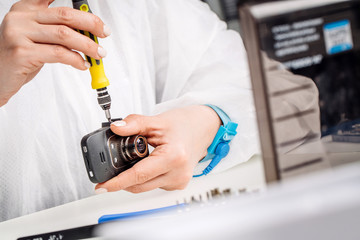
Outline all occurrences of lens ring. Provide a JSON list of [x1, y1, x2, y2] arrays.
[[124, 136, 132, 160], [135, 136, 148, 157]]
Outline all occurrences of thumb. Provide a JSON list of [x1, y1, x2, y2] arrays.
[[110, 114, 155, 137]]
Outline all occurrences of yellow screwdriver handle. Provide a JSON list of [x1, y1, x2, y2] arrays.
[[72, 0, 109, 90]]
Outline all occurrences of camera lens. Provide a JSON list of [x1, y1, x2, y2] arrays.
[[108, 134, 149, 170], [124, 135, 149, 160], [136, 137, 147, 154]]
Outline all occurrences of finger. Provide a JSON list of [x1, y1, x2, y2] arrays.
[[124, 175, 168, 194], [28, 24, 104, 59], [30, 0, 55, 7], [25, 0, 55, 5], [33, 43, 89, 70], [34, 7, 109, 38], [160, 173, 191, 191], [11, 0, 55, 11], [125, 168, 192, 193], [110, 114, 160, 137], [95, 154, 170, 192]]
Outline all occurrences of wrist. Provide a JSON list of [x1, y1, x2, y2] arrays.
[[167, 105, 221, 161], [193, 105, 238, 177], [189, 105, 222, 149]]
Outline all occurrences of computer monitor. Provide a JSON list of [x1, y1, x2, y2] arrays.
[[240, 0, 360, 182]]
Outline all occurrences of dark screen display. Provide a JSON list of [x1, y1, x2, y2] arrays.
[[258, 1, 360, 139]]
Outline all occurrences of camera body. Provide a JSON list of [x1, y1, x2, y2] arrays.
[[81, 120, 149, 183]]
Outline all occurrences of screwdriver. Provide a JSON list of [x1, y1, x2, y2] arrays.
[[72, 0, 112, 122]]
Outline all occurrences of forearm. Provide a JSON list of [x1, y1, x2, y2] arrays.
[[150, 0, 260, 172]]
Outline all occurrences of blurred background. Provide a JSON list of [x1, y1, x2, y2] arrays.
[[202, 0, 242, 32], [202, 0, 284, 33]]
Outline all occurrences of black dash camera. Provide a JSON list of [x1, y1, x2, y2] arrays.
[[81, 119, 149, 183]]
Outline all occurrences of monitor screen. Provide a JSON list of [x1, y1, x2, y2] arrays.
[[241, 0, 360, 181]]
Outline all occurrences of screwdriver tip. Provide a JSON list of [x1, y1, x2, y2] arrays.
[[105, 109, 111, 123]]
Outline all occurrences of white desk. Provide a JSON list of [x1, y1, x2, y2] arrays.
[[0, 155, 265, 239]]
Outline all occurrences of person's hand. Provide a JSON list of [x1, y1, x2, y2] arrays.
[[0, 0, 111, 106], [95, 105, 221, 193]]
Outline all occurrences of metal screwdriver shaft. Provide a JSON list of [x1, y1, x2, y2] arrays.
[[97, 88, 112, 122]]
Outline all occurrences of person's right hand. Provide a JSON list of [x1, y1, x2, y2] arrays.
[[0, 0, 111, 106]]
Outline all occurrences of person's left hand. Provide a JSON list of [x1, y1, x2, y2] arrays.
[[95, 105, 221, 193]]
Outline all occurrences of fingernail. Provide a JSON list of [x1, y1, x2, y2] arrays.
[[84, 61, 91, 69], [97, 46, 107, 58], [112, 120, 126, 127], [95, 188, 108, 195], [103, 25, 112, 37]]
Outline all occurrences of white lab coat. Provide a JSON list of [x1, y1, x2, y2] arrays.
[[0, 0, 259, 221]]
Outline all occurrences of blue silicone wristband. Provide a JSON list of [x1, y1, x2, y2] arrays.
[[193, 105, 238, 177]]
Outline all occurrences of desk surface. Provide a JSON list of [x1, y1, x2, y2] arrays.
[[0, 155, 265, 239]]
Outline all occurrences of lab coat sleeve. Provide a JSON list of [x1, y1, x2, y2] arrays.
[[148, 0, 260, 173]]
